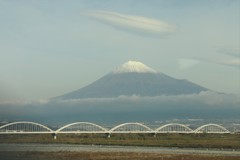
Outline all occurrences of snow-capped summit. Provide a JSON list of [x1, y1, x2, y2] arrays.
[[112, 61, 157, 74]]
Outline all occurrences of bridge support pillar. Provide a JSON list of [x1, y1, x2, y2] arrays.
[[106, 133, 111, 138], [52, 133, 57, 140], [153, 133, 157, 138]]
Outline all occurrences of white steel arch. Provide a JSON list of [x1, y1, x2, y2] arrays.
[[156, 123, 193, 133], [109, 123, 153, 133], [56, 122, 108, 133], [194, 124, 230, 133], [0, 121, 53, 133], [0, 121, 233, 135]]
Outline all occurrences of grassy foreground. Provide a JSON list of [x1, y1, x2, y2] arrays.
[[0, 151, 240, 160], [0, 133, 240, 149]]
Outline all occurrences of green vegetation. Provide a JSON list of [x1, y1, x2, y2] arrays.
[[0, 133, 240, 149]]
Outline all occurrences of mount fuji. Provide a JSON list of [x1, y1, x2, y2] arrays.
[[56, 61, 208, 100]]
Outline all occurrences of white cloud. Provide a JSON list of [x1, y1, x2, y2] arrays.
[[194, 57, 240, 68], [190, 45, 240, 68], [0, 99, 49, 105], [0, 92, 239, 122], [1, 91, 238, 107], [85, 10, 176, 37], [218, 59, 240, 67], [52, 91, 240, 108], [216, 46, 240, 67], [218, 46, 240, 58], [178, 58, 199, 70]]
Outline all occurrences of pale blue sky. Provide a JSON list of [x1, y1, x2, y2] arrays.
[[0, 0, 239, 101]]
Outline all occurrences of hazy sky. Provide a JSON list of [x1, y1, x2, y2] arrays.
[[0, 0, 239, 101]]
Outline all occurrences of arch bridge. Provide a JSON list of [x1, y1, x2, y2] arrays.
[[0, 121, 232, 135], [109, 122, 153, 134], [156, 123, 193, 133], [56, 122, 108, 134], [194, 124, 230, 134], [0, 121, 53, 134]]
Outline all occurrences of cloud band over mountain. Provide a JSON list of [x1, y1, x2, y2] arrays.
[[0, 92, 239, 124]]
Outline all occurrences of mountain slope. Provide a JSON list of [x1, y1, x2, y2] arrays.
[[55, 61, 208, 100]]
